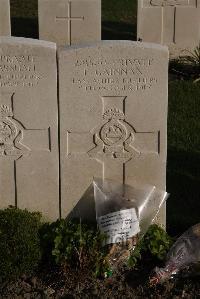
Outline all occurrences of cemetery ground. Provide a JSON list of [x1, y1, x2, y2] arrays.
[[0, 0, 199, 298]]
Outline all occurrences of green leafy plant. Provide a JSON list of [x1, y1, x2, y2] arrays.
[[40, 219, 109, 277], [128, 224, 173, 268], [40, 221, 173, 276], [0, 207, 42, 282], [39, 220, 61, 264], [142, 224, 173, 260], [127, 241, 143, 268]]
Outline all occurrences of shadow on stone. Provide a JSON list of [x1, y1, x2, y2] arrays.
[[66, 184, 96, 223]]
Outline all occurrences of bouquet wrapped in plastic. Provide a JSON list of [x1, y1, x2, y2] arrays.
[[93, 178, 169, 274], [150, 223, 200, 285]]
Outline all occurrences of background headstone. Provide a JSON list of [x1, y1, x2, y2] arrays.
[[137, 0, 200, 57], [0, 0, 11, 36], [0, 37, 59, 220], [58, 41, 168, 225], [38, 0, 101, 46]]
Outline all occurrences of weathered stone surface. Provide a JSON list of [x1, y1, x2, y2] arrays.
[[38, 0, 101, 46], [137, 0, 200, 57], [0, 37, 59, 220], [0, 0, 11, 36], [58, 41, 168, 225]]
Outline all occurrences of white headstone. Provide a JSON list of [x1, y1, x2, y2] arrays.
[[38, 0, 101, 46], [0, 37, 59, 220], [58, 41, 168, 225], [0, 0, 11, 36], [137, 0, 200, 56]]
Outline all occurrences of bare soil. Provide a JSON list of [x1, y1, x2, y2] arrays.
[[1, 259, 200, 299]]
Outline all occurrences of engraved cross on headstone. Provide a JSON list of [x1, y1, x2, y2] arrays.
[[66, 96, 160, 183], [149, 0, 196, 44], [0, 92, 51, 206], [55, 1, 84, 45]]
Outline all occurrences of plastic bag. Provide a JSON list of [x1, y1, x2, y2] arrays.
[[150, 223, 200, 285], [93, 178, 169, 274]]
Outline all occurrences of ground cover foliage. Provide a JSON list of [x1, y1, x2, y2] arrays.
[[0, 208, 175, 298], [3, 0, 200, 297], [0, 208, 42, 282], [1, 209, 200, 298], [0, 209, 172, 281]]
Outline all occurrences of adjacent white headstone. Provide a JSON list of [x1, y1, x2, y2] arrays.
[[38, 0, 101, 46], [0, 37, 59, 220], [0, 0, 11, 36], [58, 41, 168, 225], [137, 0, 200, 56]]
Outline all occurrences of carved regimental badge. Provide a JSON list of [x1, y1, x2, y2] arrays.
[[88, 108, 140, 163], [0, 104, 30, 158]]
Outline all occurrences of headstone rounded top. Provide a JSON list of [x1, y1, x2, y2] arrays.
[[0, 36, 56, 49], [59, 40, 169, 54]]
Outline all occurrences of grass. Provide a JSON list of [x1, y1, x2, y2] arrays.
[[168, 82, 200, 152], [102, 0, 137, 40], [167, 81, 200, 235], [9, 0, 200, 235]]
